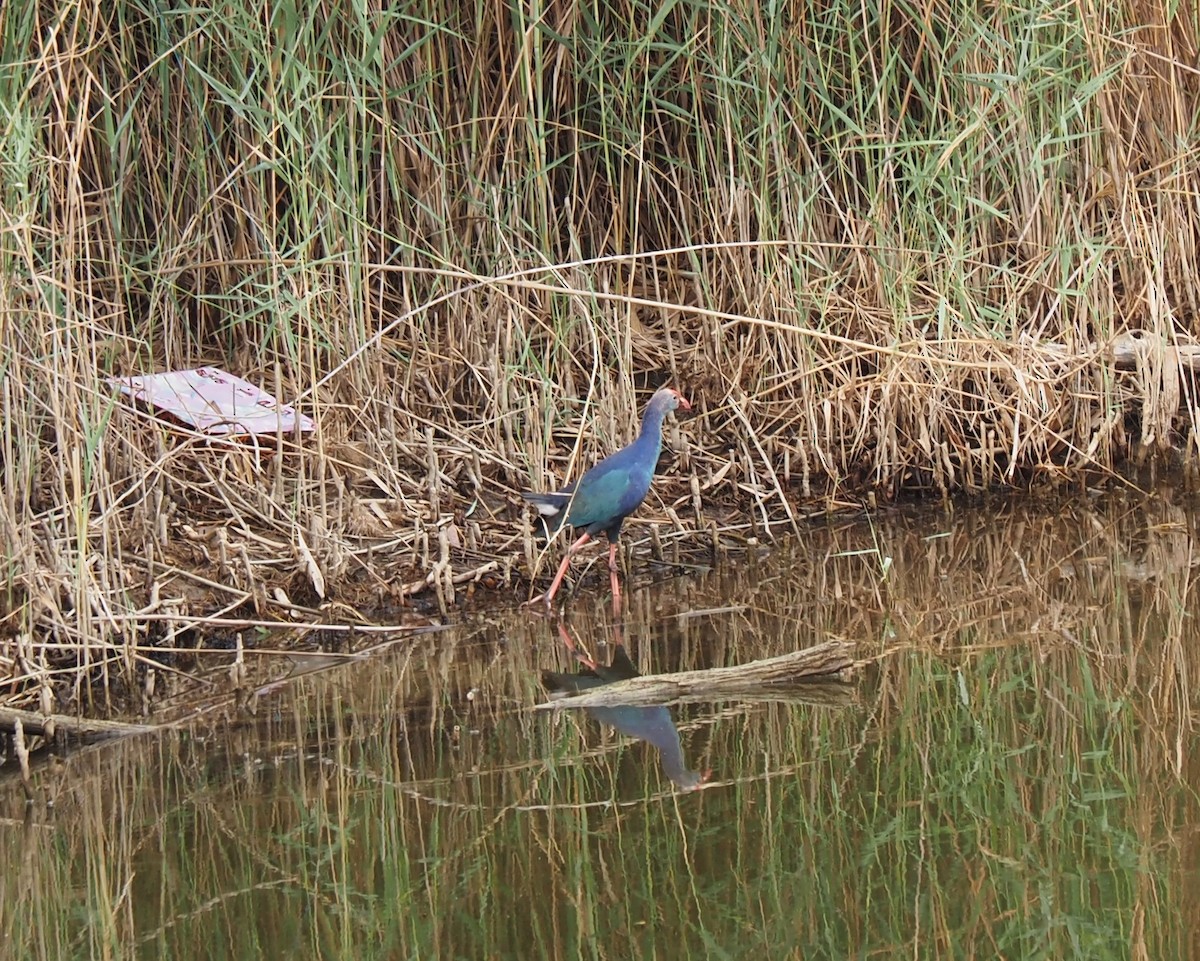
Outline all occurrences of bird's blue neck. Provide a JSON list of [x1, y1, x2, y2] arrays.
[[634, 402, 669, 457], [659, 744, 695, 785]]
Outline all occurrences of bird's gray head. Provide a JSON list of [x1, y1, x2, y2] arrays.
[[651, 386, 692, 414]]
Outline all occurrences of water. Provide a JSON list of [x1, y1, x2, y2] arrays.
[[3, 491, 1199, 959]]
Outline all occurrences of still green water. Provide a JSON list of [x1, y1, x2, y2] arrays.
[[3, 493, 1199, 959]]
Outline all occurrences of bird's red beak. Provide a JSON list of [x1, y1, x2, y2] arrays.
[[675, 392, 693, 411]]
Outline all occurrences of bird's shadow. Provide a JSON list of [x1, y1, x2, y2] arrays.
[[540, 619, 711, 791]]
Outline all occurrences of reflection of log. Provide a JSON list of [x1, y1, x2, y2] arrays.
[[731, 680, 860, 709], [533, 640, 855, 710], [0, 707, 155, 742]]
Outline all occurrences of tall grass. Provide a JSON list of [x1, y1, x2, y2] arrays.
[[1, 0, 1198, 700]]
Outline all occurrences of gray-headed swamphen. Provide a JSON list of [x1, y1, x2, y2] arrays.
[[522, 386, 691, 607]]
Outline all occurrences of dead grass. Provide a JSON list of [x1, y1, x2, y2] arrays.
[[1, 0, 1199, 715]]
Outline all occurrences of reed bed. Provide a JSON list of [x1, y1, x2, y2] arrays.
[[1, 0, 1199, 713]]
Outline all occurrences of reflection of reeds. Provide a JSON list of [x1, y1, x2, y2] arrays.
[[3, 492, 1200, 956], [3, 0, 1200, 712]]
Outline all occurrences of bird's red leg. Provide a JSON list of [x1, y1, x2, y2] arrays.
[[607, 541, 622, 614], [526, 532, 592, 607], [556, 621, 598, 670]]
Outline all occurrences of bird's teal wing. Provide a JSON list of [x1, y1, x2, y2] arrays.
[[565, 454, 653, 528]]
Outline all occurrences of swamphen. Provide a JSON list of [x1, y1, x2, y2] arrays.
[[523, 386, 691, 607]]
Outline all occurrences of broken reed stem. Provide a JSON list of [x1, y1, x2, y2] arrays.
[[13, 719, 32, 802], [426, 427, 440, 519]]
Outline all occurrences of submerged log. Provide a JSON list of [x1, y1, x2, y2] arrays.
[[0, 707, 156, 743], [533, 639, 855, 710]]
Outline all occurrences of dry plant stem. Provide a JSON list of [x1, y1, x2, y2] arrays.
[[12, 720, 32, 802], [606, 542, 622, 609]]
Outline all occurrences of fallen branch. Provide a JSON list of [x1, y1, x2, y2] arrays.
[[533, 640, 855, 710], [0, 708, 156, 742], [1109, 331, 1200, 370], [400, 559, 502, 596]]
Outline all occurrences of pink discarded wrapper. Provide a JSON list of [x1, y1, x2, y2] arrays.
[[110, 367, 315, 437]]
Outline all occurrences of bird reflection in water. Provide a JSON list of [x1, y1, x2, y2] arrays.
[[542, 621, 711, 791]]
